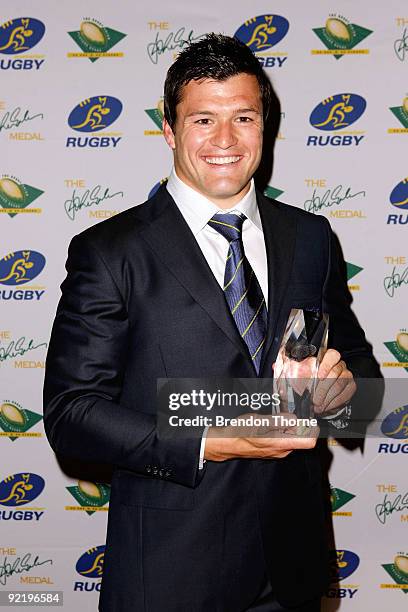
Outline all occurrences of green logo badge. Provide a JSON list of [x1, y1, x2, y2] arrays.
[[389, 96, 408, 132], [65, 480, 110, 515], [382, 554, 408, 593], [68, 19, 126, 62], [331, 486, 355, 515], [264, 186, 284, 200], [0, 176, 43, 218], [145, 100, 164, 135], [0, 400, 42, 441], [346, 262, 363, 281], [312, 15, 372, 59], [384, 332, 408, 373]]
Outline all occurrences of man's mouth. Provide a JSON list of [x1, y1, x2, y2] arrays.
[[203, 156, 242, 165]]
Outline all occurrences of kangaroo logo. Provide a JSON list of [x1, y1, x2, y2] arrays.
[[0, 472, 45, 506], [234, 14, 289, 52], [310, 93, 366, 131], [0, 18, 45, 54], [76, 545, 105, 578], [381, 405, 408, 439], [68, 95, 123, 133], [0, 250, 46, 286]]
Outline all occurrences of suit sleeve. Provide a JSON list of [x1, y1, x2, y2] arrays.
[[43, 234, 205, 488]]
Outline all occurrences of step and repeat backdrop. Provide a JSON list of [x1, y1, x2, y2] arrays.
[[1, 1, 407, 610]]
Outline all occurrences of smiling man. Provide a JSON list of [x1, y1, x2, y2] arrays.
[[44, 34, 380, 612]]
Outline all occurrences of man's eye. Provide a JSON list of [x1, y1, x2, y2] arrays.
[[237, 116, 252, 122], [196, 118, 211, 125]]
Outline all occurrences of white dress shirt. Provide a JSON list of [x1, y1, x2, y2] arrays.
[[166, 168, 269, 468]]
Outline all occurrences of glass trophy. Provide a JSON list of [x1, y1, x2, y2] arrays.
[[273, 309, 329, 420]]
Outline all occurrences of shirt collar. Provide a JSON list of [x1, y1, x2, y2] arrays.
[[166, 167, 262, 235]]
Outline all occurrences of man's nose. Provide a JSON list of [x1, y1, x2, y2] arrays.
[[210, 121, 238, 149]]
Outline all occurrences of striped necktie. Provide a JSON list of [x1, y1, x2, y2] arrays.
[[208, 212, 267, 374]]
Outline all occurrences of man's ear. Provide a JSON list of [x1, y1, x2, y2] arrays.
[[163, 117, 176, 149]]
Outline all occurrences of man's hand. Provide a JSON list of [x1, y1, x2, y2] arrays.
[[204, 413, 319, 462], [313, 349, 356, 415]]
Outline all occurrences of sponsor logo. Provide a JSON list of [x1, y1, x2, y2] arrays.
[[326, 549, 359, 599], [307, 94, 366, 147], [346, 262, 362, 291], [383, 256, 408, 298], [303, 178, 366, 218], [381, 554, 408, 592], [0, 400, 42, 440], [388, 178, 408, 225], [381, 405, 408, 439], [0, 250, 46, 301], [68, 18, 126, 61], [312, 15, 372, 59], [67, 96, 123, 148], [383, 331, 408, 372], [389, 96, 408, 132], [234, 15, 289, 68], [264, 186, 284, 200], [144, 99, 164, 135], [331, 486, 355, 516], [74, 545, 104, 592], [0, 18, 45, 70], [0, 473, 45, 521], [149, 178, 168, 199], [0, 175, 43, 217], [65, 480, 110, 515]]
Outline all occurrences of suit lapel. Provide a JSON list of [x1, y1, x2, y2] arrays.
[[137, 188, 253, 365], [257, 192, 297, 375]]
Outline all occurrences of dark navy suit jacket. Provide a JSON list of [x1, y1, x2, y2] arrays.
[[43, 186, 379, 611]]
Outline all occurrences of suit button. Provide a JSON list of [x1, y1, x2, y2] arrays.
[[152, 466, 159, 475], [145, 465, 152, 474]]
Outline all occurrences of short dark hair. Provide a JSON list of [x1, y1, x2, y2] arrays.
[[164, 33, 273, 130]]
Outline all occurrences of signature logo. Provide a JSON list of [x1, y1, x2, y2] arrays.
[[330, 549, 360, 582], [304, 184, 365, 214], [68, 19, 126, 62], [381, 405, 408, 439], [0, 251, 45, 286], [0, 473, 45, 506], [0, 336, 48, 362], [76, 545, 105, 578], [310, 94, 366, 131], [68, 96, 122, 133], [0, 400, 42, 441], [234, 15, 289, 52], [0, 176, 44, 218], [382, 554, 408, 592], [312, 15, 372, 59], [394, 28, 408, 62], [0, 105, 44, 134], [0, 551, 52, 586], [389, 97, 408, 130], [390, 177, 408, 209], [375, 491, 408, 525], [0, 18, 45, 54], [66, 480, 110, 516], [64, 184, 123, 221], [147, 27, 204, 65], [384, 265, 408, 298]]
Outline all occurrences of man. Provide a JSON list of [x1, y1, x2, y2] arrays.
[[44, 34, 380, 611]]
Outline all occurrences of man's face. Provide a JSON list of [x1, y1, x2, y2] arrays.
[[163, 73, 264, 209]]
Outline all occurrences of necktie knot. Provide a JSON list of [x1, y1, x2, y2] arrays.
[[208, 213, 246, 243]]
